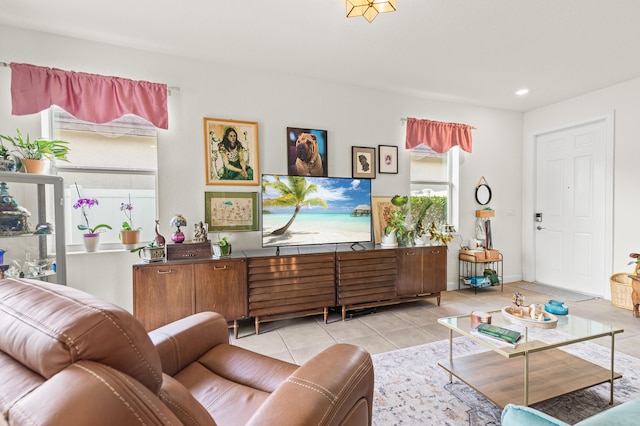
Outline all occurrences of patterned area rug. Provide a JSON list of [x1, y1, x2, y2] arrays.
[[515, 282, 598, 302], [372, 337, 640, 425]]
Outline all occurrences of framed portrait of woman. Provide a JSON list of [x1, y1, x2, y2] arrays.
[[204, 117, 259, 185]]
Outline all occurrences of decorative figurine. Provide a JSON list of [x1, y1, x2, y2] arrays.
[[154, 219, 166, 247], [193, 221, 208, 243], [512, 292, 525, 307]]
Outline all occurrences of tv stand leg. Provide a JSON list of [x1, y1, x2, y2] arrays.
[[255, 317, 260, 335], [342, 306, 347, 321], [324, 307, 328, 324]]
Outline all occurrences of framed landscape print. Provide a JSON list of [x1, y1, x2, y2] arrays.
[[204, 117, 259, 185], [378, 145, 398, 174], [352, 146, 376, 179], [287, 127, 328, 177], [204, 192, 259, 231]]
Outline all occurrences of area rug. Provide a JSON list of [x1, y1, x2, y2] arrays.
[[372, 337, 640, 425], [515, 282, 598, 302]]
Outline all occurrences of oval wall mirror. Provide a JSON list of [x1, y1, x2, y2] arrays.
[[475, 184, 492, 205]]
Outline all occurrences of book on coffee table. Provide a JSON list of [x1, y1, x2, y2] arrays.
[[470, 328, 523, 348], [475, 323, 522, 344]]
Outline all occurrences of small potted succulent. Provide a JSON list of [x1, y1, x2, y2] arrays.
[[212, 234, 232, 258], [1, 129, 69, 174]]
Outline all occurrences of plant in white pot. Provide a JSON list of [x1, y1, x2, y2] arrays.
[[72, 184, 111, 252], [1, 129, 69, 174], [212, 234, 232, 258], [130, 240, 165, 263]]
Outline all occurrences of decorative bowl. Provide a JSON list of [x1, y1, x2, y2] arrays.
[[544, 300, 569, 315], [502, 305, 559, 329]]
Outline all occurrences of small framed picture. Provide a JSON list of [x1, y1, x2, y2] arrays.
[[378, 145, 398, 174], [204, 192, 259, 231], [287, 127, 328, 177], [204, 117, 259, 185], [352, 146, 376, 179]]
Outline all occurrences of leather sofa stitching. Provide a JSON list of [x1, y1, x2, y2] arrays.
[[158, 391, 201, 426], [285, 378, 334, 402], [320, 356, 373, 425], [75, 363, 176, 426]]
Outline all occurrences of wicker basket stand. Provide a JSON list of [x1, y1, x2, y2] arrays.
[[610, 272, 633, 310]]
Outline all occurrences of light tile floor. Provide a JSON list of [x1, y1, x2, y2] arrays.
[[230, 281, 640, 365]]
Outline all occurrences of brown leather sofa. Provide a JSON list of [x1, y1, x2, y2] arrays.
[[0, 277, 374, 425]]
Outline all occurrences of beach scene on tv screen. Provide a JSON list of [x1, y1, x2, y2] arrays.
[[262, 175, 372, 247]]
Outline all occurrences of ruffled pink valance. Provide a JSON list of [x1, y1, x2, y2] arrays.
[[10, 63, 168, 129], [405, 118, 472, 153]]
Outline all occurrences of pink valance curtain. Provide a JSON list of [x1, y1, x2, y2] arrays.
[[405, 118, 473, 153], [10, 63, 168, 129]]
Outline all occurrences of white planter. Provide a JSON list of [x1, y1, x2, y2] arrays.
[[83, 235, 100, 252], [212, 243, 232, 258], [380, 233, 398, 248], [141, 246, 165, 262]]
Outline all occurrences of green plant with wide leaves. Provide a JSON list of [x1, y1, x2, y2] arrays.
[[0, 128, 69, 161]]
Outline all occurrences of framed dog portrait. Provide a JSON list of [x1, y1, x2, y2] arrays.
[[204, 192, 259, 231], [378, 145, 398, 174], [287, 127, 328, 177], [204, 117, 259, 185], [352, 146, 376, 179]]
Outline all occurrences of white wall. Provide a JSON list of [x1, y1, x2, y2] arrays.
[[523, 78, 640, 286], [0, 24, 524, 311]]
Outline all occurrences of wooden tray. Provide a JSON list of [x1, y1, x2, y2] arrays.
[[502, 305, 558, 329]]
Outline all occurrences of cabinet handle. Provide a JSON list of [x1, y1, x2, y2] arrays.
[[405, 252, 417, 256], [156, 269, 174, 274], [213, 265, 228, 270], [431, 250, 440, 254]]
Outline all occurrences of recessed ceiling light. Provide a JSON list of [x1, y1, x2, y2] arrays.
[[515, 88, 529, 96]]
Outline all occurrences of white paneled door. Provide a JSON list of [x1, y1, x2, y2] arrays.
[[534, 120, 607, 295]]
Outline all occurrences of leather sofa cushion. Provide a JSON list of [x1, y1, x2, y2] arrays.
[[0, 278, 163, 393]]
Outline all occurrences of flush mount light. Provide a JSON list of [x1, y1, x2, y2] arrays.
[[515, 88, 530, 96], [346, 0, 397, 23]]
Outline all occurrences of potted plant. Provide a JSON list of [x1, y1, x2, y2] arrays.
[[382, 195, 409, 246], [0, 139, 16, 172], [119, 194, 140, 249], [72, 184, 111, 252], [130, 240, 165, 263], [212, 234, 232, 258], [1, 129, 69, 174], [426, 221, 454, 246]]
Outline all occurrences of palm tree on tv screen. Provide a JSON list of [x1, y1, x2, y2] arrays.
[[262, 175, 327, 235]]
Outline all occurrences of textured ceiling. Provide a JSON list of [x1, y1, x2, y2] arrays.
[[1, 0, 639, 112]]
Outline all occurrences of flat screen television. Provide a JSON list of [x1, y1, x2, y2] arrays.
[[261, 174, 372, 248]]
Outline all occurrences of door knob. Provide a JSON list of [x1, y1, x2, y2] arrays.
[[536, 226, 545, 230]]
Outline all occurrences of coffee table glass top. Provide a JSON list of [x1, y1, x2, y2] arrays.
[[438, 310, 624, 357]]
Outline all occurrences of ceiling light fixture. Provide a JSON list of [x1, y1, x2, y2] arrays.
[[515, 88, 530, 96], [346, 0, 396, 23]]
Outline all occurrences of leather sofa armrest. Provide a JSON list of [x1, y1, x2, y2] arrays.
[[149, 311, 229, 376], [247, 344, 374, 426], [9, 360, 182, 426]]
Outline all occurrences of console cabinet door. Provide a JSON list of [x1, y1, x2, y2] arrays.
[[133, 263, 194, 331], [423, 247, 447, 293], [194, 259, 248, 321], [396, 248, 423, 296]]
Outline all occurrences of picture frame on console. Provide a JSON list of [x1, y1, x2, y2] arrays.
[[378, 145, 398, 174], [204, 191, 259, 231], [352, 146, 376, 179], [371, 196, 395, 244], [287, 127, 328, 177], [204, 117, 259, 185]]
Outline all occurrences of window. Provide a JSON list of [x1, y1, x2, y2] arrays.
[[44, 107, 158, 251], [409, 144, 459, 229]]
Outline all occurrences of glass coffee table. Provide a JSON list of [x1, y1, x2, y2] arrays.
[[437, 311, 624, 408]]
